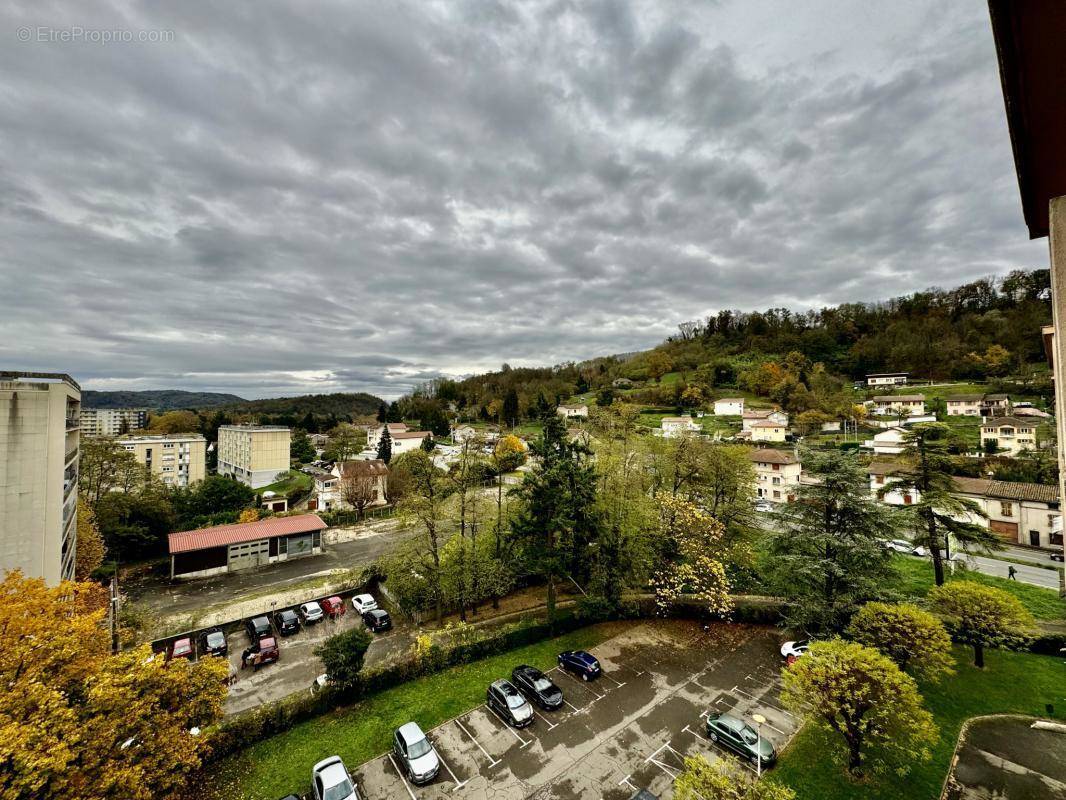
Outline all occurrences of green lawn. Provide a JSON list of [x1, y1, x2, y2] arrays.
[[891, 555, 1066, 620], [770, 646, 1066, 800], [255, 470, 312, 498], [209, 625, 614, 800]]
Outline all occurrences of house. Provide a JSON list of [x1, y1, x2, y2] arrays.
[[871, 395, 926, 417], [391, 430, 433, 454], [981, 394, 1013, 417], [864, 427, 908, 455], [557, 404, 589, 419], [660, 416, 701, 438], [741, 409, 788, 431], [612, 378, 635, 389], [713, 398, 745, 416], [750, 421, 787, 443], [866, 372, 909, 387], [868, 463, 1062, 550], [308, 433, 331, 454], [367, 422, 409, 450], [945, 394, 984, 416], [980, 417, 1038, 456], [567, 427, 591, 446], [451, 424, 479, 443], [314, 460, 388, 512], [168, 514, 327, 580], [749, 448, 801, 503]]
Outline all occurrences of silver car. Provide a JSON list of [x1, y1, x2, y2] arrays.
[[300, 601, 325, 624], [393, 722, 440, 785], [311, 755, 360, 800]]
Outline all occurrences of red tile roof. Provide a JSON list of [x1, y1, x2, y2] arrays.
[[168, 514, 327, 554]]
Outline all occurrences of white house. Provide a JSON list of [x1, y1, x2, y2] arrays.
[[451, 424, 479, 443], [871, 395, 926, 417], [866, 372, 909, 387], [713, 398, 745, 416], [661, 416, 701, 437], [314, 459, 389, 512], [557, 404, 589, 419], [741, 409, 788, 431], [864, 427, 908, 455], [945, 394, 984, 416], [750, 421, 788, 443], [749, 448, 801, 503], [980, 416, 1038, 457], [367, 422, 409, 449], [981, 394, 1013, 417], [391, 430, 433, 454]]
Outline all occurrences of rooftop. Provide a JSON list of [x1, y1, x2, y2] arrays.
[[220, 424, 291, 432], [946, 394, 985, 402], [168, 514, 326, 554], [0, 371, 81, 391], [872, 395, 924, 402], [981, 416, 1034, 429], [748, 448, 798, 465]]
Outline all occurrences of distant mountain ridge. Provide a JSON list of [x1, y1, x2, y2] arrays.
[[82, 389, 245, 410]]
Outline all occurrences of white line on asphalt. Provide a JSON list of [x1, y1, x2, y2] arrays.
[[730, 685, 797, 719], [483, 704, 532, 747], [454, 718, 501, 767], [530, 707, 559, 729], [644, 742, 671, 763], [649, 758, 679, 779], [563, 698, 582, 714], [434, 748, 467, 791], [602, 673, 626, 688], [553, 668, 605, 699], [386, 753, 418, 800], [618, 773, 637, 788]]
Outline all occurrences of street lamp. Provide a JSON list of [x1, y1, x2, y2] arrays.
[[752, 713, 767, 777]]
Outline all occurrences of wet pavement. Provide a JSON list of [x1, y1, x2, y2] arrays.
[[348, 621, 801, 800], [946, 716, 1066, 799]]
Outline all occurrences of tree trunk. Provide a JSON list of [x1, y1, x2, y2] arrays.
[[927, 514, 945, 586], [546, 572, 556, 628], [974, 643, 984, 668], [846, 734, 863, 774]]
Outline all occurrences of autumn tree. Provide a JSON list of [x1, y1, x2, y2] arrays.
[[336, 462, 384, 519], [148, 410, 201, 435], [647, 351, 675, 382], [674, 755, 796, 800], [846, 602, 954, 682], [238, 508, 260, 524], [929, 581, 1034, 668], [79, 436, 143, 506], [653, 495, 731, 616], [75, 495, 107, 579], [396, 449, 449, 622], [781, 640, 937, 776], [0, 572, 227, 800], [493, 434, 528, 472]]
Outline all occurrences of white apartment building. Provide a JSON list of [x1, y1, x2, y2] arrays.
[[713, 398, 745, 416], [0, 372, 81, 584], [367, 422, 410, 450], [864, 427, 908, 455], [120, 433, 206, 488], [80, 407, 148, 437], [750, 421, 788, 443], [217, 425, 291, 489], [945, 394, 984, 416], [749, 448, 801, 503]]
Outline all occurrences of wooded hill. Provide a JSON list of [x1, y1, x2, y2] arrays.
[[218, 392, 384, 421], [82, 389, 245, 410]]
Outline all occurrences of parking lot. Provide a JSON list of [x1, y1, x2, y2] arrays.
[[345, 621, 801, 800]]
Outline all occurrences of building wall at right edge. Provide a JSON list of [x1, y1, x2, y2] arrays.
[[1048, 195, 1066, 593]]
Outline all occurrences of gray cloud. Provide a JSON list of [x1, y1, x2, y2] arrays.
[[0, 0, 1046, 399]]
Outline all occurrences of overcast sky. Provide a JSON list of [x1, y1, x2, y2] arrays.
[[0, 1, 1048, 400]]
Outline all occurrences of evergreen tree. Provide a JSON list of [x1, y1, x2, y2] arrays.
[[764, 448, 896, 632], [502, 389, 520, 428], [420, 435, 436, 452], [376, 426, 393, 464], [385, 402, 403, 423], [376, 402, 388, 423], [290, 429, 316, 463], [299, 411, 317, 434], [881, 423, 1001, 585]]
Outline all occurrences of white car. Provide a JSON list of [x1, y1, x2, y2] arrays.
[[780, 640, 810, 660], [884, 539, 927, 557], [754, 501, 774, 513], [299, 601, 324, 624], [311, 755, 360, 800], [351, 593, 378, 614]]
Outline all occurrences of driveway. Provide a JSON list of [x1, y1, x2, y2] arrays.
[[946, 716, 1066, 799]]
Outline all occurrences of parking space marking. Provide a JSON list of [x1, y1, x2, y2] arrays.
[[434, 749, 467, 791], [563, 698, 582, 713], [730, 685, 798, 719], [386, 754, 419, 800], [550, 667, 606, 699], [453, 718, 501, 767], [530, 706, 559, 729], [601, 672, 626, 689], [483, 704, 533, 747]]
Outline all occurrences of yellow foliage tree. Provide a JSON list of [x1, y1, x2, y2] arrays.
[[149, 410, 201, 435], [0, 572, 227, 800], [238, 508, 261, 524], [75, 495, 108, 580], [653, 496, 731, 615]]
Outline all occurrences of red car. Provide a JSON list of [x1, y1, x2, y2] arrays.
[[321, 596, 345, 619], [242, 637, 279, 671], [168, 637, 194, 662]]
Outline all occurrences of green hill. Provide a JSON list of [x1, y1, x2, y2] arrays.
[[82, 389, 245, 410]]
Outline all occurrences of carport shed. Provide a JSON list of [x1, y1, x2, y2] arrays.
[[168, 514, 327, 580]]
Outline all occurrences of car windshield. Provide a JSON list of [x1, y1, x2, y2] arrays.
[[407, 737, 432, 759], [323, 777, 354, 800], [504, 691, 526, 709], [206, 632, 224, 647], [740, 726, 758, 744], [533, 677, 554, 692]]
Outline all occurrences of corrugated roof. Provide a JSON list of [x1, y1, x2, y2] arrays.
[[748, 448, 798, 465], [168, 514, 327, 554]]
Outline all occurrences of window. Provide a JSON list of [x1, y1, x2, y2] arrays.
[[903, 494, 913, 505], [875, 475, 885, 485], [1000, 501, 1013, 517], [772, 477, 781, 485], [773, 491, 781, 499], [772, 464, 780, 471]]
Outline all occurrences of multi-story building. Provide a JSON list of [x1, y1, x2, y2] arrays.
[[866, 372, 909, 387], [749, 448, 801, 503], [119, 433, 206, 488], [0, 372, 81, 584], [871, 395, 926, 417], [80, 407, 148, 437], [217, 425, 291, 489], [741, 409, 788, 431], [750, 421, 788, 443], [945, 394, 984, 416], [980, 417, 1038, 457]]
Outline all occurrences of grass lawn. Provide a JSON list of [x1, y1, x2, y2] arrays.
[[209, 624, 615, 800], [891, 555, 1066, 621], [255, 470, 312, 498], [770, 646, 1066, 800]]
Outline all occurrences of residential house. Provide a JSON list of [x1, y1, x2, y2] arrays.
[[120, 433, 207, 488], [451, 424, 486, 444], [557, 404, 589, 419], [868, 462, 1061, 551], [217, 425, 292, 489], [871, 395, 926, 417], [713, 398, 745, 416], [866, 372, 909, 387], [981, 394, 1013, 417], [945, 394, 984, 416], [749, 448, 801, 503], [392, 430, 433, 454], [612, 378, 635, 389], [864, 427, 908, 455], [367, 422, 409, 450], [660, 417, 701, 438], [980, 417, 1038, 456], [750, 421, 787, 443], [308, 433, 330, 453], [741, 409, 788, 431], [314, 459, 388, 512]]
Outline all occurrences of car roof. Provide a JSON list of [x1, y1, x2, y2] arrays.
[[398, 721, 425, 743], [302, 601, 321, 609], [515, 664, 539, 675], [259, 636, 276, 646], [355, 593, 375, 601], [173, 637, 191, 645], [279, 608, 297, 617], [368, 608, 388, 617], [251, 615, 269, 624], [492, 679, 519, 692]]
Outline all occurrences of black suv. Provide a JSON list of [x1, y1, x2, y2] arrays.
[[362, 608, 392, 633], [274, 608, 301, 636], [245, 615, 272, 643], [705, 712, 776, 768], [511, 664, 563, 710], [199, 628, 228, 658], [486, 679, 534, 727]]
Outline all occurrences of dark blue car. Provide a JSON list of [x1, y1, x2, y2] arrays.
[[557, 650, 601, 681]]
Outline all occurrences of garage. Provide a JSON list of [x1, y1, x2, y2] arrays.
[[228, 539, 270, 570], [990, 519, 1019, 544]]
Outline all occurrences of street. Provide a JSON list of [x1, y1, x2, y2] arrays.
[[957, 551, 1063, 590]]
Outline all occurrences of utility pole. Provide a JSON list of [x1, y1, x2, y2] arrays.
[[109, 570, 120, 654]]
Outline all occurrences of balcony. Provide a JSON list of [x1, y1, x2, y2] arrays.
[[65, 413, 80, 430]]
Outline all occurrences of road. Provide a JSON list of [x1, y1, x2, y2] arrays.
[[956, 551, 1063, 590]]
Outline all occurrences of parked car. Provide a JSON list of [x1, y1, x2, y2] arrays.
[[362, 608, 392, 633], [882, 539, 927, 557], [705, 712, 776, 768], [311, 755, 360, 800], [242, 636, 279, 671], [487, 679, 534, 727], [199, 628, 228, 658], [351, 594, 378, 614], [754, 500, 774, 513], [780, 640, 810, 661], [557, 650, 601, 681], [511, 664, 563, 710], [299, 601, 325, 624], [1051, 551, 1065, 563], [245, 615, 272, 643], [393, 722, 440, 785], [167, 637, 194, 662], [321, 596, 346, 618], [273, 608, 301, 636]]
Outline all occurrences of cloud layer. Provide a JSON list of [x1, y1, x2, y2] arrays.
[[0, 0, 1046, 398]]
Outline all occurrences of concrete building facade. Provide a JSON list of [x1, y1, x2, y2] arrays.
[[0, 372, 81, 584], [119, 433, 206, 488], [749, 448, 801, 503], [980, 417, 1038, 457], [80, 407, 148, 437], [217, 425, 291, 489]]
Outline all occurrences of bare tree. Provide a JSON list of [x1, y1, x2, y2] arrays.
[[337, 471, 379, 519]]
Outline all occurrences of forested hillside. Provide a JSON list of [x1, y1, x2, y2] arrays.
[[82, 389, 245, 409], [219, 392, 383, 421]]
